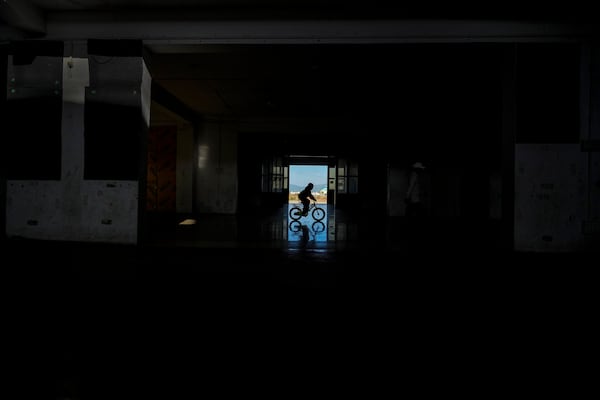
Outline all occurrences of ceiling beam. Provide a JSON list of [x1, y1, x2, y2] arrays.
[[43, 15, 598, 43], [0, 0, 46, 35]]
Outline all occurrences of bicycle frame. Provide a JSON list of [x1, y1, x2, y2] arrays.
[[289, 201, 325, 221]]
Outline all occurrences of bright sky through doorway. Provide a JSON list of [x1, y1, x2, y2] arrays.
[[289, 165, 327, 190]]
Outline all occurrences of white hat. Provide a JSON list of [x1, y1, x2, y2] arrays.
[[412, 162, 425, 169]]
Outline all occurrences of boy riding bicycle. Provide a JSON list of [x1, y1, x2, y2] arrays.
[[298, 183, 316, 216]]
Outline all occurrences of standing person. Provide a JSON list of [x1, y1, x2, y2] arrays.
[[405, 161, 426, 218], [298, 182, 316, 216]]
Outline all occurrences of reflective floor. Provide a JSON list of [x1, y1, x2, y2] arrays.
[[147, 203, 392, 251], [2, 204, 592, 287], [8, 202, 580, 285], [144, 202, 509, 255]]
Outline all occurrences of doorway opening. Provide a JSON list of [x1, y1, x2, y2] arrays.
[[287, 164, 329, 245]]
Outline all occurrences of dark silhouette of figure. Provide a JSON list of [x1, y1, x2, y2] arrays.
[[298, 182, 316, 216], [300, 224, 310, 247], [405, 161, 427, 251], [405, 162, 425, 218]]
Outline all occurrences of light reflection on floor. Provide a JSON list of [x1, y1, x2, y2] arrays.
[[286, 203, 332, 247], [154, 203, 358, 250]]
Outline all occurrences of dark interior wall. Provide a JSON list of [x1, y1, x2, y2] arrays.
[[1, 46, 6, 239], [356, 159, 388, 216], [385, 44, 503, 166], [5, 40, 64, 180], [84, 40, 146, 181], [456, 45, 503, 220], [84, 102, 144, 180], [238, 133, 282, 214], [358, 44, 503, 219], [407, 44, 503, 221], [516, 43, 580, 144], [237, 44, 505, 217]]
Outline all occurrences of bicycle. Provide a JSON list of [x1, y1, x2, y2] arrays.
[[289, 201, 326, 221]]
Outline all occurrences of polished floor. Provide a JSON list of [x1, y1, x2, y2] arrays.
[[3, 203, 591, 286], [145, 204, 503, 253], [148, 204, 367, 251]]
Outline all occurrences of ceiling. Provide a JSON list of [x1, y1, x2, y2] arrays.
[[2, 1, 597, 40], [146, 43, 503, 128], [3, 1, 598, 128], [12, 0, 600, 22]]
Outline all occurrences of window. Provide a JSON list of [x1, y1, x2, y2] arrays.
[[337, 158, 358, 194], [261, 156, 288, 192]]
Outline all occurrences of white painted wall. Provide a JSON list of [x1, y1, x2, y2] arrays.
[[6, 180, 138, 243], [514, 144, 587, 251]]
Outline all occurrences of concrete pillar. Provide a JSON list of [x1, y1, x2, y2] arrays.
[[194, 120, 238, 214], [5, 39, 151, 244], [5, 40, 65, 240]]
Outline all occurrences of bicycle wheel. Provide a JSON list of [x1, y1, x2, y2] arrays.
[[312, 205, 325, 221], [312, 221, 325, 233], [289, 205, 303, 220], [289, 220, 302, 232]]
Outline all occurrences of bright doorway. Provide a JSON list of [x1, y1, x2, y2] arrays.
[[287, 164, 329, 245]]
